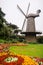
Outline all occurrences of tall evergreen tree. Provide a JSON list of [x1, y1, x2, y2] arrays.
[[0, 8, 8, 38], [0, 8, 19, 39], [0, 8, 6, 29]]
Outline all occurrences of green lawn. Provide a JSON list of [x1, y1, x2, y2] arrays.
[[9, 44, 43, 58]]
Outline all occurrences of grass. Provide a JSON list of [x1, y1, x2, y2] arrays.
[[9, 44, 43, 58]]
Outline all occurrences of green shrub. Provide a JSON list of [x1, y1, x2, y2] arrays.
[[27, 42, 38, 44], [10, 35, 17, 39], [18, 38, 23, 42], [11, 39, 18, 43], [37, 36, 43, 43], [0, 39, 5, 43]]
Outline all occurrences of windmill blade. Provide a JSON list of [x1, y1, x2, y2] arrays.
[[26, 2, 30, 15], [17, 5, 26, 17], [22, 18, 26, 31], [22, 3, 30, 31]]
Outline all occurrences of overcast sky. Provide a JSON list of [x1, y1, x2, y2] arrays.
[[0, 0, 43, 35]]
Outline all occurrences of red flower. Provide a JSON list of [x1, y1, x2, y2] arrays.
[[40, 58, 43, 62], [0, 55, 24, 65]]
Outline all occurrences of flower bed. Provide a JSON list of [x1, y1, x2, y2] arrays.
[[0, 52, 43, 65], [0, 52, 24, 65], [30, 57, 43, 65]]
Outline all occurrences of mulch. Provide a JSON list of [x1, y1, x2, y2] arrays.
[[0, 43, 28, 51], [0, 43, 28, 47]]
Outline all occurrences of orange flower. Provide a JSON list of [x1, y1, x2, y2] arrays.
[[0, 52, 38, 65]]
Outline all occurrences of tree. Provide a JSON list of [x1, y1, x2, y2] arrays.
[[0, 8, 6, 29], [0, 8, 9, 39], [6, 22, 18, 35], [14, 29, 21, 35], [0, 8, 19, 39]]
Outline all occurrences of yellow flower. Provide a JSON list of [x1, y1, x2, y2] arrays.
[[0, 52, 38, 65], [0, 52, 7, 56]]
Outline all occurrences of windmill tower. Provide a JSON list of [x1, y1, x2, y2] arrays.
[[17, 3, 42, 42]]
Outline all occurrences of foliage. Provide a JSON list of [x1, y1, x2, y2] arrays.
[[0, 39, 5, 43], [0, 8, 6, 30], [17, 36, 25, 42], [0, 38, 18, 43], [6, 23, 18, 29], [0, 8, 9, 39], [0, 8, 18, 40], [27, 42, 38, 44], [10, 39, 18, 43], [37, 36, 43, 43]]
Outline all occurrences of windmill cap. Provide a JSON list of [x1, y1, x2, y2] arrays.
[[37, 9, 41, 14]]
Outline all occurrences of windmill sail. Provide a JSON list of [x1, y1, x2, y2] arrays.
[[22, 3, 30, 31], [17, 5, 26, 17]]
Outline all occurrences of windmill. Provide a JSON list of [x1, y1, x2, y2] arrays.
[[17, 3, 42, 42]]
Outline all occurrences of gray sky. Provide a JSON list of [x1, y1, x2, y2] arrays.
[[0, 0, 43, 35]]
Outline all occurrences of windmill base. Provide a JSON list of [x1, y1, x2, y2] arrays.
[[21, 32, 42, 42], [25, 35, 36, 42]]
